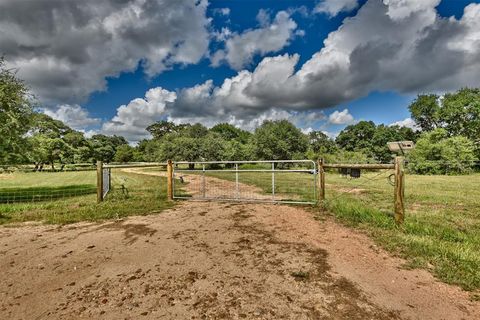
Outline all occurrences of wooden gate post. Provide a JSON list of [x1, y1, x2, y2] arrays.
[[317, 158, 325, 205], [96, 160, 103, 203], [167, 159, 173, 201], [394, 156, 405, 225]]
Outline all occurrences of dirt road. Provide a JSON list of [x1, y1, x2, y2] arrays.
[[1, 199, 479, 319]]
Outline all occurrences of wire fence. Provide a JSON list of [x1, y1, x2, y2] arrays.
[[105, 166, 168, 201], [0, 167, 97, 204], [320, 159, 480, 220]]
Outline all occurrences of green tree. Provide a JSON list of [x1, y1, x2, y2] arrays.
[[89, 134, 128, 162], [252, 120, 308, 161], [336, 121, 416, 162], [181, 123, 209, 138], [409, 94, 441, 131], [335, 121, 377, 153], [223, 140, 252, 161], [201, 133, 226, 161], [308, 131, 337, 154], [370, 125, 416, 162], [408, 88, 480, 158], [407, 129, 475, 174], [0, 57, 33, 164], [30, 134, 72, 170], [210, 123, 251, 143], [146, 120, 188, 140], [114, 144, 135, 163], [440, 88, 480, 148]]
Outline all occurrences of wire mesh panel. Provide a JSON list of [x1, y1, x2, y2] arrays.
[[106, 165, 168, 201], [173, 160, 317, 204], [0, 169, 97, 204], [102, 168, 111, 198]]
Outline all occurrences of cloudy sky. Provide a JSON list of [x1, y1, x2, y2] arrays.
[[2, 0, 480, 142]]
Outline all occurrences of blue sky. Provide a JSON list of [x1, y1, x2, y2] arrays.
[[2, 0, 480, 141]]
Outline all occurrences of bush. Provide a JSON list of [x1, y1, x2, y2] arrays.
[[407, 129, 476, 174]]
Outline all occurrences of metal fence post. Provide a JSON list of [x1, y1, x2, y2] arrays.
[[167, 160, 173, 200], [394, 156, 405, 225], [96, 160, 103, 203], [235, 163, 239, 199], [202, 164, 206, 198], [272, 162, 275, 200]]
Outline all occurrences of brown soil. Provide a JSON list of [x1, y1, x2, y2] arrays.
[[1, 171, 479, 319]]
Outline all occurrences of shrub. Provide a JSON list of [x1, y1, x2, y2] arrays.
[[407, 129, 476, 174]]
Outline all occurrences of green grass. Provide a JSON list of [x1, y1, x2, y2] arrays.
[[0, 170, 97, 188], [196, 168, 480, 291], [0, 169, 174, 225], [0, 171, 97, 203]]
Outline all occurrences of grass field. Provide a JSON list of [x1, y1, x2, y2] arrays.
[[0, 170, 173, 225], [200, 169, 480, 292], [0, 171, 97, 203]]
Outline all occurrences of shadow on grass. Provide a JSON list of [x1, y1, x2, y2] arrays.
[[0, 184, 96, 203]]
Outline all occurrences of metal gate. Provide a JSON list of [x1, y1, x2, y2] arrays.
[[172, 160, 317, 204]]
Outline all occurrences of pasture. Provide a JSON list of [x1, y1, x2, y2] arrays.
[[0, 170, 173, 224]]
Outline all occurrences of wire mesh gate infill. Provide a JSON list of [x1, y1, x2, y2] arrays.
[[102, 168, 111, 198], [172, 160, 317, 204]]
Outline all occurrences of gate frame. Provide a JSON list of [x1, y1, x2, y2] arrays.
[[171, 160, 317, 205]]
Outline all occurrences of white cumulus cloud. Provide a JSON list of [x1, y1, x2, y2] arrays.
[[211, 10, 298, 70], [314, 0, 359, 17], [328, 109, 354, 124], [389, 117, 420, 130], [43, 105, 100, 130], [102, 87, 177, 142]]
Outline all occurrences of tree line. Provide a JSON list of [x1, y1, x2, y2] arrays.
[[1, 58, 479, 174]]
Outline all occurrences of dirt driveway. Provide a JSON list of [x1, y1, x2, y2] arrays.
[[1, 199, 479, 319]]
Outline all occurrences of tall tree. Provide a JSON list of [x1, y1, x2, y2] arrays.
[[0, 57, 33, 164], [210, 123, 251, 143], [408, 94, 441, 131], [308, 131, 337, 154], [335, 121, 377, 152], [252, 120, 308, 160], [146, 120, 188, 140], [89, 134, 129, 163], [440, 88, 480, 146]]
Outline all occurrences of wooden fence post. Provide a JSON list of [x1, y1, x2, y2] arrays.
[[394, 156, 405, 225], [167, 159, 173, 201], [96, 160, 103, 203], [318, 158, 325, 205]]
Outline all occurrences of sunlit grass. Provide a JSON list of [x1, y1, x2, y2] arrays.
[[0, 170, 173, 225]]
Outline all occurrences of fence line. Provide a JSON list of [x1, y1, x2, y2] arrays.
[[318, 156, 405, 224]]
